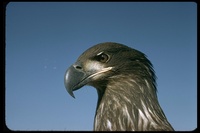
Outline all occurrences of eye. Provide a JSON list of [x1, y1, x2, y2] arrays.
[[96, 53, 109, 63]]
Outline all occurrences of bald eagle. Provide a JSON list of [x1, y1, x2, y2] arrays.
[[64, 42, 174, 131]]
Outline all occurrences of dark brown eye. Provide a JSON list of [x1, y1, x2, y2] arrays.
[[96, 53, 109, 63]]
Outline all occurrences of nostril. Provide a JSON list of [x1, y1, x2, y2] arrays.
[[74, 65, 82, 70], [76, 66, 82, 69]]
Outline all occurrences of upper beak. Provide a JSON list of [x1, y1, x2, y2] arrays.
[[64, 62, 113, 98], [64, 63, 89, 98]]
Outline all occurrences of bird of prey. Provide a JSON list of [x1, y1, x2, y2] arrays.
[[64, 42, 174, 131]]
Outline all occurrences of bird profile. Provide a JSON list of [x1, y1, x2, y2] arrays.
[[64, 42, 174, 131]]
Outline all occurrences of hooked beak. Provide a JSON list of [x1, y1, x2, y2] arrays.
[[64, 64, 87, 98], [64, 63, 112, 98]]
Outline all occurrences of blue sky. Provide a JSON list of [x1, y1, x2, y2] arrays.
[[6, 2, 197, 131]]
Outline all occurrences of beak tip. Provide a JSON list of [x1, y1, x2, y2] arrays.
[[69, 91, 76, 98], [65, 84, 76, 98]]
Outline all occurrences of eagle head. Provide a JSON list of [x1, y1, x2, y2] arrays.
[[64, 42, 156, 98], [64, 42, 174, 131]]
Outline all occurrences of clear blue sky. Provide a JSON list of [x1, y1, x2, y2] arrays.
[[6, 2, 197, 131]]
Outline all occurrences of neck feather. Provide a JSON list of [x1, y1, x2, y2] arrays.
[[94, 75, 173, 131]]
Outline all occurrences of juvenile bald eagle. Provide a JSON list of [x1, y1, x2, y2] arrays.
[[64, 42, 174, 131]]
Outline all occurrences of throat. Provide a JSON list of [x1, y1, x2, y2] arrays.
[[94, 78, 173, 131], [94, 82, 139, 131]]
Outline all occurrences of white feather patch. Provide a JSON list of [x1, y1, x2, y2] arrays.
[[107, 119, 112, 130]]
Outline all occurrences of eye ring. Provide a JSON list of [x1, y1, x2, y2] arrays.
[[96, 53, 110, 63]]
